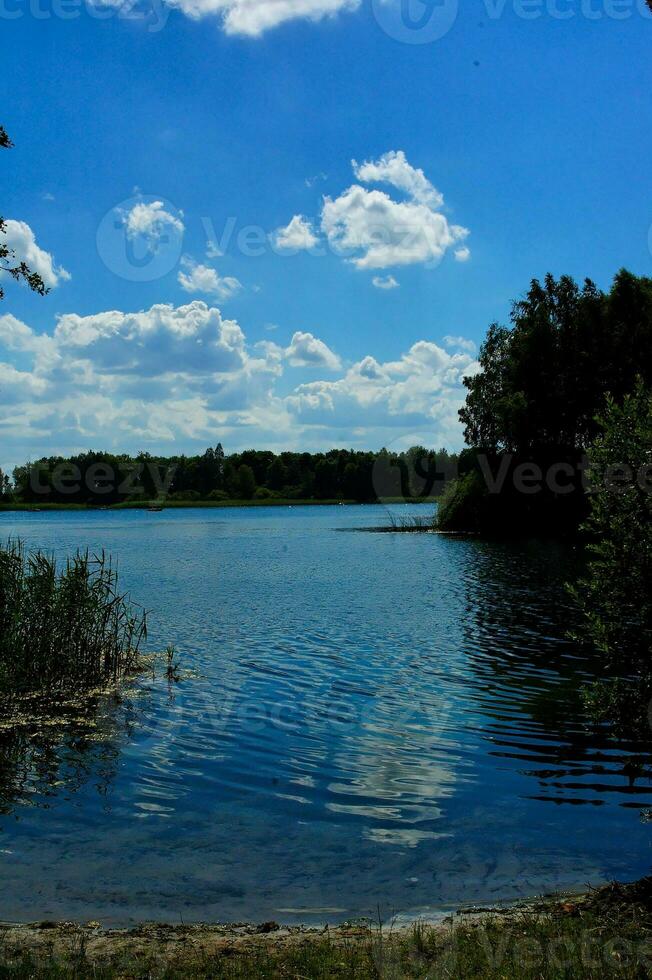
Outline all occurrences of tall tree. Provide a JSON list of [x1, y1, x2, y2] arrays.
[[459, 272, 652, 453]]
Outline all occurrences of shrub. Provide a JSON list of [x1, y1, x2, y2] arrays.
[[170, 489, 201, 501], [207, 489, 229, 501], [569, 382, 652, 735]]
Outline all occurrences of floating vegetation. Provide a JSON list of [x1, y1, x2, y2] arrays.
[[0, 540, 147, 697]]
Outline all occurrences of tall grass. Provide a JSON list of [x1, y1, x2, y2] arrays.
[[0, 541, 147, 696], [385, 511, 435, 530]]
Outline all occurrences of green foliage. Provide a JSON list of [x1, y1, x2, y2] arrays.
[[441, 270, 652, 535], [0, 125, 48, 301], [460, 271, 652, 453], [236, 463, 256, 500], [569, 382, 652, 735], [436, 467, 487, 532], [1, 887, 652, 979], [0, 541, 147, 696], [9, 446, 459, 507], [206, 488, 230, 502]]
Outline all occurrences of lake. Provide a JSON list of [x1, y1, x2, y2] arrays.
[[0, 504, 649, 926]]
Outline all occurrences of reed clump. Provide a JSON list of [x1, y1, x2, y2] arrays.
[[0, 540, 147, 696]]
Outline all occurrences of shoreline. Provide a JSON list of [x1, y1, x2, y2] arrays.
[[1, 879, 650, 977], [0, 497, 440, 513]]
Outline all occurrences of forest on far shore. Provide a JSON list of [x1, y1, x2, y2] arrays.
[[2, 446, 461, 506]]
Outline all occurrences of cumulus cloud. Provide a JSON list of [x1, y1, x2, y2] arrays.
[[454, 246, 471, 262], [177, 256, 241, 300], [320, 151, 469, 270], [119, 200, 184, 251], [1, 220, 70, 288], [285, 330, 341, 370], [443, 334, 476, 353], [53, 301, 247, 376], [166, 0, 359, 37], [0, 300, 476, 471], [353, 150, 443, 208], [372, 275, 399, 290], [206, 240, 223, 259], [272, 215, 319, 253], [286, 339, 479, 439]]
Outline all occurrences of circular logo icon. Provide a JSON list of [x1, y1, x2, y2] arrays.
[[372, 438, 457, 504], [96, 195, 184, 282], [372, 0, 459, 44]]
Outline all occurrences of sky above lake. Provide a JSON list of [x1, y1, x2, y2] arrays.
[[1, 0, 650, 469]]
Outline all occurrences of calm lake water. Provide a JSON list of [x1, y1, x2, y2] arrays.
[[0, 504, 650, 925]]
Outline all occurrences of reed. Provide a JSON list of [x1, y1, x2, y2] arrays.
[[385, 511, 434, 531], [0, 540, 147, 696]]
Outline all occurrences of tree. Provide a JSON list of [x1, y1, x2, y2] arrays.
[[236, 464, 256, 500], [314, 458, 338, 499], [459, 272, 652, 453], [440, 270, 652, 534], [197, 445, 225, 496], [569, 381, 652, 736], [266, 456, 288, 492], [1, 126, 48, 300]]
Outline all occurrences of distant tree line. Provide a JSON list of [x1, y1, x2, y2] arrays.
[[2, 446, 460, 506]]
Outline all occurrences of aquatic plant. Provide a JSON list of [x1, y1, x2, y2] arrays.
[[385, 511, 435, 531], [0, 540, 147, 696]]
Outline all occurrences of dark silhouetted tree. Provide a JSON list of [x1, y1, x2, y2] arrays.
[[1, 126, 49, 300]]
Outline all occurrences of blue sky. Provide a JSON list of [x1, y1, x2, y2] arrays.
[[1, 0, 650, 468]]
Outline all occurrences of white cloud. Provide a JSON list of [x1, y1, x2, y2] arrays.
[[454, 246, 471, 262], [305, 172, 328, 188], [0, 313, 44, 352], [272, 215, 319, 253], [120, 200, 184, 251], [443, 334, 476, 353], [53, 301, 247, 377], [206, 240, 223, 258], [372, 275, 399, 290], [166, 0, 359, 37], [1, 219, 70, 288], [177, 256, 241, 300], [320, 151, 469, 270], [286, 340, 479, 439], [353, 150, 443, 208], [0, 361, 48, 404], [0, 300, 477, 471], [285, 330, 341, 370]]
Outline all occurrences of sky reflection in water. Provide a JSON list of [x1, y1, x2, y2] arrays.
[[0, 505, 650, 925]]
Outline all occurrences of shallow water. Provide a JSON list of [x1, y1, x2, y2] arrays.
[[0, 505, 650, 925]]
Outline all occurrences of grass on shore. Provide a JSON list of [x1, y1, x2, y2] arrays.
[[0, 541, 146, 695], [1, 880, 651, 979]]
